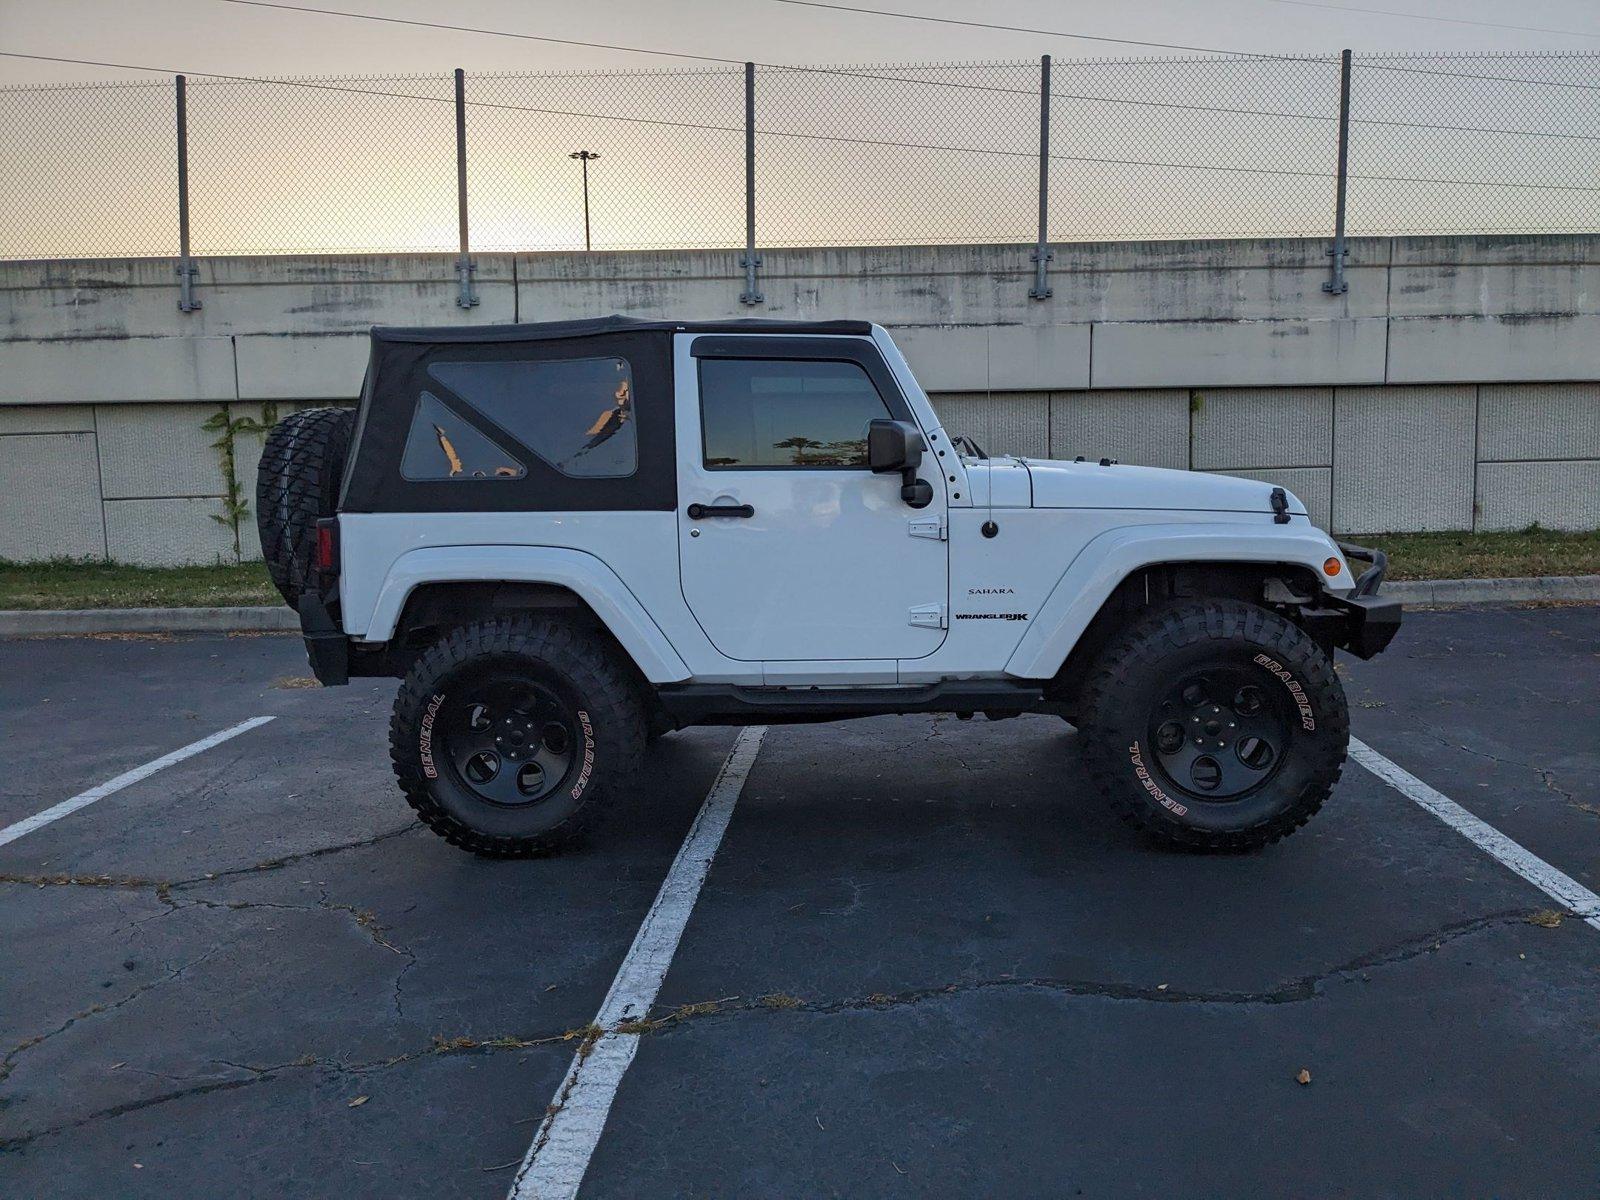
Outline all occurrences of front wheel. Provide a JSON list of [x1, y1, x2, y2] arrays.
[[1076, 599, 1348, 851], [390, 617, 646, 857]]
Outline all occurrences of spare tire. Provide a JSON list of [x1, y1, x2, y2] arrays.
[[256, 406, 355, 609]]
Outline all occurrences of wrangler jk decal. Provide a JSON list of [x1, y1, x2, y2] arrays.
[[955, 612, 1029, 621]]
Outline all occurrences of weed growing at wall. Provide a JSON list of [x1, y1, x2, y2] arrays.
[[203, 402, 280, 560]]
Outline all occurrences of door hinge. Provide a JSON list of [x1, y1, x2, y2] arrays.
[[908, 603, 948, 630], [908, 513, 947, 541]]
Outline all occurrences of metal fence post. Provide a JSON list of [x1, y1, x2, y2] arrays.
[[1323, 48, 1352, 296], [174, 75, 200, 312], [1029, 54, 1053, 300], [454, 67, 479, 308], [740, 61, 763, 306]]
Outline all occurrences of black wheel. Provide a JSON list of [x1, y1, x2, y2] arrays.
[[390, 617, 646, 858], [1076, 599, 1348, 851], [255, 406, 355, 609]]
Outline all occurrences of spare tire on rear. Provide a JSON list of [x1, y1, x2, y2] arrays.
[[255, 406, 355, 609]]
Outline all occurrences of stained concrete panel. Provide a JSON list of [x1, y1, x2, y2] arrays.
[[0, 404, 95, 434], [1190, 387, 1333, 471], [105, 498, 241, 566], [0, 336, 236, 403], [96, 403, 228, 500], [1209, 467, 1333, 532], [1332, 385, 1476, 533], [927, 393, 1050, 458], [1477, 383, 1600, 463], [1090, 318, 1387, 389], [1048, 390, 1190, 469], [1387, 314, 1600, 384], [984, 325, 1092, 391], [1475, 460, 1600, 533], [889, 326, 989, 391], [233, 334, 369, 400], [0, 255, 518, 342], [1388, 235, 1600, 318], [0, 433, 106, 561]]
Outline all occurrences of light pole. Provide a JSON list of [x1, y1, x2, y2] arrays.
[[568, 150, 600, 251]]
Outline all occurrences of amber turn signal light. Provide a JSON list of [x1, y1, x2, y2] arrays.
[[1323, 557, 1342, 576]]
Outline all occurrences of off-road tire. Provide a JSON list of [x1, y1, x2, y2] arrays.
[[390, 617, 647, 858], [1076, 598, 1347, 852], [256, 406, 355, 609]]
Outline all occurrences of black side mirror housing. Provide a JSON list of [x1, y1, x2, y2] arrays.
[[868, 419, 924, 474], [867, 419, 932, 509]]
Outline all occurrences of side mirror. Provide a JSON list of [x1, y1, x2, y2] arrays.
[[868, 419, 923, 474], [867, 419, 932, 509]]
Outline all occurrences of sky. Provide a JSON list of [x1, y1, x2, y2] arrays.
[[3, 0, 1599, 84], [2, 1, 1597, 258]]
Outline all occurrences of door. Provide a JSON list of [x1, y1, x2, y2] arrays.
[[676, 336, 949, 663]]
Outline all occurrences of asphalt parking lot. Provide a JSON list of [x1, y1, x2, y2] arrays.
[[3, 605, 1599, 1198]]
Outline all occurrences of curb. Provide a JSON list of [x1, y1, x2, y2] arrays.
[[0, 606, 300, 635], [1380, 574, 1600, 606], [2, 575, 1597, 636]]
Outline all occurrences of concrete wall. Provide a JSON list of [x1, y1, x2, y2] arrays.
[[2, 235, 1597, 563]]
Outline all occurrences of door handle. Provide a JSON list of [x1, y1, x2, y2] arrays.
[[687, 503, 755, 519]]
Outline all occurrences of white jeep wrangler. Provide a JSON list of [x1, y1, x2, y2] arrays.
[[257, 316, 1399, 858]]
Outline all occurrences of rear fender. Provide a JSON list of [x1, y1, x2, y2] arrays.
[[1004, 522, 1350, 679], [360, 545, 691, 683]]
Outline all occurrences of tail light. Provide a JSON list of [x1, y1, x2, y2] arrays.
[[315, 518, 339, 574]]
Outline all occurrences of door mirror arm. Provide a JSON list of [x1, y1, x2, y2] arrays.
[[868, 419, 932, 509]]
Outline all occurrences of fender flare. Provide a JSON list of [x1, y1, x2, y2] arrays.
[[361, 545, 692, 683], [1004, 521, 1349, 679]]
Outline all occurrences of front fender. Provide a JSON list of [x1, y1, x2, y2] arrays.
[[1004, 521, 1349, 679], [361, 545, 692, 683]]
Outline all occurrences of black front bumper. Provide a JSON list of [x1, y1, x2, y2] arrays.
[[298, 592, 350, 686], [1310, 541, 1402, 660], [1327, 591, 1403, 659]]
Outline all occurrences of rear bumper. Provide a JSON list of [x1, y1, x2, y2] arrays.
[[297, 592, 350, 686]]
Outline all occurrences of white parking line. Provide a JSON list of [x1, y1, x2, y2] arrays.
[[1350, 737, 1600, 932], [510, 725, 767, 1200], [0, 716, 276, 849]]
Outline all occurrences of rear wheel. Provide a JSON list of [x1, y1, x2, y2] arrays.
[[1076, 599, 1347, 851], [255, 406, 354, 609], [390, 617, 646, 857]]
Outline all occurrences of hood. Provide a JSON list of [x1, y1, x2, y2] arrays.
[[1014, 458, 1309, 516]]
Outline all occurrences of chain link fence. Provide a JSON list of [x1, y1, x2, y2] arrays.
[[1, 50, 1596, 262]]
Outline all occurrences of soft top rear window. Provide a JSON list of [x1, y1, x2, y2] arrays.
[[428, 358, 636, 479], [339, 327, 675, 514]]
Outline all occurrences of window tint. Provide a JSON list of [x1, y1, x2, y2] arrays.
[[400, 392, 526, 481], [429, 358, 637, 479], [699, 358, 892, 468]]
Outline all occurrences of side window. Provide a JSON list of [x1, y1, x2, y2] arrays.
[[699, 358, 893, 468], [400, 392, 526, 481], [428, 358, 637, 479]]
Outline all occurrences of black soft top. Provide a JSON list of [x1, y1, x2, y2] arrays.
[[371, 315, 874, 344], [344, 315, 875, 515]]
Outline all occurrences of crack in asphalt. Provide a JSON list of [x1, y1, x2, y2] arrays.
[[167, 822, 423, 889], [0, 829, 424, 1096], [0, 944, 229, 1088], [0, 1027, 584, 1152], [1409, 722, 1593, 819], [0, 824, 420, 902], [635, 907, 1558, 1031], [0, 905, 1570, 1153]]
